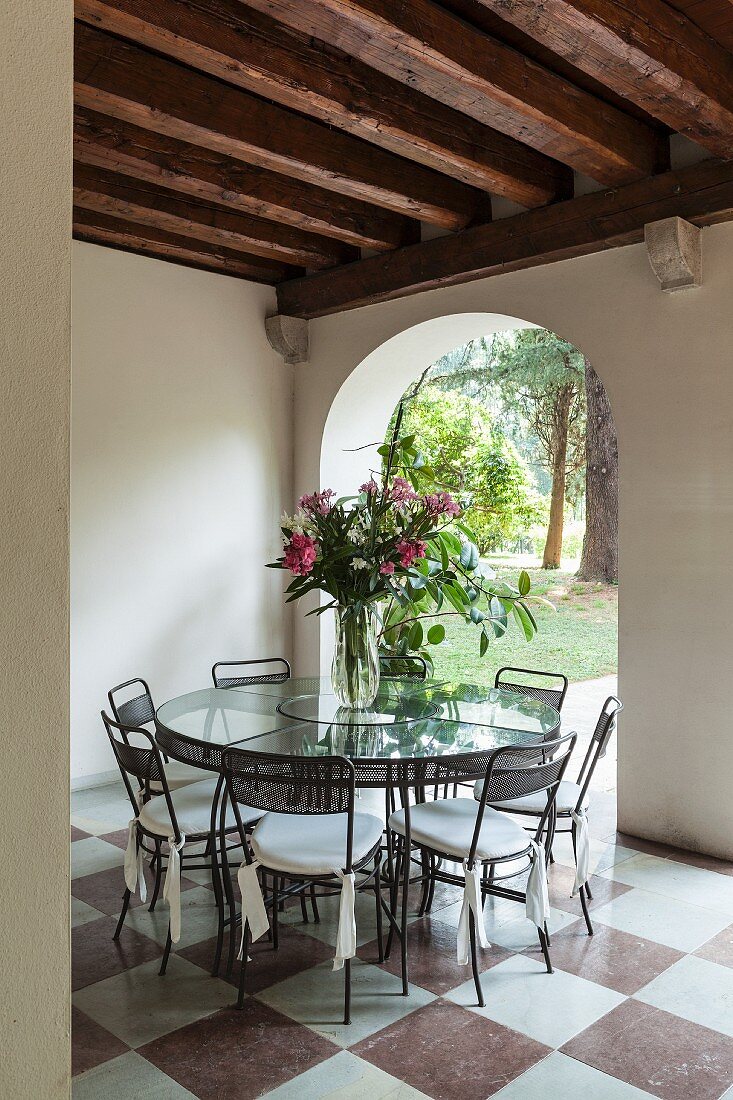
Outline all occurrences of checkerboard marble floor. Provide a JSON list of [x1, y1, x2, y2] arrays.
[[72, 771, 733, 1100]]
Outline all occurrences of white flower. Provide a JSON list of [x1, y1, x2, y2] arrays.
[[352, 557, 370, 570]]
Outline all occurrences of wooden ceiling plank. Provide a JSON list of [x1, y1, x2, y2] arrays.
[[73, 107, 415, 251], [471, 0, 733, 157], [240, 0, 666, 184], [75, 0, 570, 205], [73, 205, 292, 280], [73, 162, 356, 268], [74, 23, 486, 229], [276, 156, 733, 317]]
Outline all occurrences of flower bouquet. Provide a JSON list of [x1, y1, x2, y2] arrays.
[[268, 407, 538, 708]]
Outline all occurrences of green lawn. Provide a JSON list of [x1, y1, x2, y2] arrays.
[[428, 556, 618, 687]]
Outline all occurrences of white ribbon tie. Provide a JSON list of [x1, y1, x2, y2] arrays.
[[333, 871, 357, 971], [123, 818, 147, 904], [526, 840, 550, 929], [237, 860, 270, 961], [457, 861, 490, 965], [163, 834, 186, 943], [571, 809, 591, 896]]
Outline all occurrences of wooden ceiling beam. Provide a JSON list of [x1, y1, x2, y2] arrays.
[[73, 108, 415, 252], [73, 162, 355, 268], [73, 206, 292, 281], [472, 0, 733, 157], [241, 0, 667, 184], [74, 23, 487, 229], [276, 156, 733, 317], [75, 0, 570, 206]]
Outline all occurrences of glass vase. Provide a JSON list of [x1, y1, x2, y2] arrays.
[[331, 606, 380, 709]]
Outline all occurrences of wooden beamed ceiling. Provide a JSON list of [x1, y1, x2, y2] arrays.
[[72, 0, 733, 298]]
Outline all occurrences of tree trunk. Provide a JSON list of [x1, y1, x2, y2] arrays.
[[577, 359, 618, 583], [542, 387, 572, 569]]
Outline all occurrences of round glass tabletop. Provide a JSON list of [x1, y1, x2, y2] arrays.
[[155, 677, 560, 773]]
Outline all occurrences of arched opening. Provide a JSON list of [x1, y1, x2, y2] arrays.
[[320, 311, 618, 827]]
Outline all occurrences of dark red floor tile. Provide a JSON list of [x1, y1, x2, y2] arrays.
[[140, 1000, 336, 1098], [696, 925, 733, 969], [562, 999, 733, 1100], [359, 915, 512, 996], [71, 864, 197, 917], [180, 924, 334, 993], [72, 1005, 129, 1077], [352, 998, 550, 1100], [71, 826, 90, 842], [72, 914, 162, 991], [535, 921, 683, 995], [547, 862, 631, 915]]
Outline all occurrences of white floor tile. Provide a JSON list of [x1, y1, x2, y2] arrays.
[[72, 895, 105, 929], [444, 954, 625, 1048], [71, 836, 125, 880], [73, 1051, 197, 1099], [124, 886, 219, 949], [281, 890, 410, 949], [493, 1052, 656, 1099], [600, 853, 733, 917], [551, 834, 636, 875], [256, 958, 435, 1048], [73, 955, 235, 1048], [635, 954, 733, 1038], [261, 1050, 428, 1099], [591, 887, 731, 952]]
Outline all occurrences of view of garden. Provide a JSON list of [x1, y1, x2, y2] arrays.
[[387, 328, 619, 685]]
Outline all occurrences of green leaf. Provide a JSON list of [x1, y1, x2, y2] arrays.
[[479, 631, 489, 657], [513, 602, 536, 641], [407, 622, 423, 650], [427, 623, 445, 645], [518, 569, 531, 597]]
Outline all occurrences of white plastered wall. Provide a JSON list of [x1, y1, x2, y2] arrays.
[[71, 242, 294, 784], [293, 224, 733, 859]]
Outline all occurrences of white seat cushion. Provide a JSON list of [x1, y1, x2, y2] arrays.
[[138, 777, 262, 838], [250, 811, 383, 876], [475, 778, 589, 815], [389, 798, 530, 862], [151, 761, 205, 792]]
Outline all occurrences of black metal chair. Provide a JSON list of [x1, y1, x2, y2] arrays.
[[379, 654, 428, 681], [221, 747, 384, 1024], [212, 658, 291, 689], [108, 678, 201, 790], [387, 732, 577, 1006], [495, 666, 569, 711], [102, 710, 262, 974], [485, 696, 623, 934]]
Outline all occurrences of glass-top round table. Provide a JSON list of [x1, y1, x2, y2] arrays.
[[155, 677, 560, 785]]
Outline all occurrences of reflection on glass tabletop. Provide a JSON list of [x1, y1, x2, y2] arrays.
[[155, 678, 559, 755]]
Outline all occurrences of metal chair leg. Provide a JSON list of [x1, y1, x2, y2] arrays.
[[236, 922, 249, 1009], [148, 839, 163, 912], [374, 852, 384, 963], [400, 839, 410, 996], [159, 924, 173, 976], [344, 956, 352, 1025], [310, 882, 320, 923], [272, 877, 280, 951], [299, 883, 310, 923], [113, 888, 131, 940], [538, 922, 553, 973], [579, 882, 594, 935], [469, 908, 485, 1008]]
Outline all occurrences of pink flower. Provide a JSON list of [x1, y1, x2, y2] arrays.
[[283, 532, 318, 576], [379, 561, 395, 575], [423, 491, 461, 519], [390, 477, 418, 505], [396, 538, 426, 569], [359, 479, 379, 495], [297, 489, 335, 516]]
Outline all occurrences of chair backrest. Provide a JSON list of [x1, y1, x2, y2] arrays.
[[108, 677, 156, 730], [575, 695, 623, 806], [222, 747, 356, 869], [212, 658, 291, 689], [494, 666, 569, 712], [101, 710, 181, 840], [470, 731, 577, 865], [379, 654, 428, 681]]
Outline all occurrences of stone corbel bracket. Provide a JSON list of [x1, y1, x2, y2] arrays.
[[265, 313, 309, 365], [644, 216, 702, 291]]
